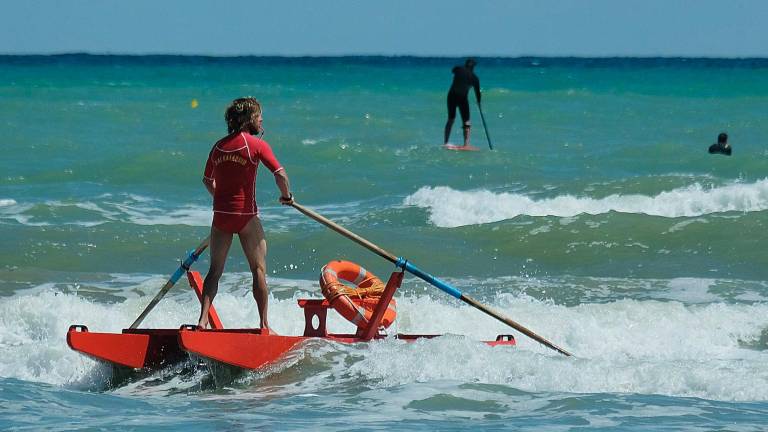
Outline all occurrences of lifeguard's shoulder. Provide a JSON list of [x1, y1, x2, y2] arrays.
[[245, 134, 275, 154], [213, 132, 246, 152], [244, 133, 269, 146]]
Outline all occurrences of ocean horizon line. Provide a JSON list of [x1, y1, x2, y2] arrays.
[[1, 53, 767, 68]]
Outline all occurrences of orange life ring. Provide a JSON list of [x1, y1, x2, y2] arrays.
[[319, 260, 397, 329]]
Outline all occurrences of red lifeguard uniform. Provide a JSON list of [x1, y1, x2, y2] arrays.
[[203, 132, 283, 233]]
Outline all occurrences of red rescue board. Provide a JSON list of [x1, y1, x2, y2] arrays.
[[178, 327, 515, 371], [179, 329, 305, 370], [68, 268, 517, 372], [67, 326, 184, 369]]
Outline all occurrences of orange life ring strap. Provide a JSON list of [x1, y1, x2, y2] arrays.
[[319, 260, 397, 329], [320, 261, 385, 301]]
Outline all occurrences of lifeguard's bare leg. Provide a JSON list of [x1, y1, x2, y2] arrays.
[[198, 224, 233, 328], [239, 216, 271, 332]]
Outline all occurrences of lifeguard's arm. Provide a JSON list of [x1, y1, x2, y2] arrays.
[[257, 138, 293, 203], [274, 169, 293, 204]]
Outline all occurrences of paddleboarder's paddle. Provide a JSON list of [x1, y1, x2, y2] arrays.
[[129, 236, 210, 329], [289, 201, 571, 356], [478, 103, 493, 150]]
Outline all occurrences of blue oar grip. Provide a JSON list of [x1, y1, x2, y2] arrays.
[[170, 250, 201, 284], [181, 249, 201, 270], [395, 257, 463, 299], [168, 267, 185, 285]]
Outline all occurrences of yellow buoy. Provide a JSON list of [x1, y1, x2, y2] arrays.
[[190, 99, 199, 109]]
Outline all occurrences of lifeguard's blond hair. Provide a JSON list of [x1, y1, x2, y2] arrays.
[[225, 97, 262, 134]]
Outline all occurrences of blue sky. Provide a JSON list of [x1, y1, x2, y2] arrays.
[[2, 0, 767, 57]]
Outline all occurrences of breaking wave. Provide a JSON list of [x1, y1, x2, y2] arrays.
[[404, 179, 768, 227]]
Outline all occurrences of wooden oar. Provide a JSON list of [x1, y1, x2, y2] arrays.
[[478, 103, 494, 150], [289, 202, 571, 356], [129, 236, 210, 329]]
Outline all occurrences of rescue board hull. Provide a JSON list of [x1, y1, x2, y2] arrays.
[[67, 324, 515, 372], [67, 326, 187, 369], [178, 328, 515, 371]]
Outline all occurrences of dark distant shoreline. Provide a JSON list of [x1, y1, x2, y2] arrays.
[[1, 53, 767, 68]]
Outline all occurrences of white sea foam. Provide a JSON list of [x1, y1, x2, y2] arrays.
[[404, 179, 768, 227], [2, 274, 767, 402], [0, 196, 308, 229], [118, 204, 213, 227]]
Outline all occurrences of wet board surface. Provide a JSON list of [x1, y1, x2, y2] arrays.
[[443, 144, 481, 151]]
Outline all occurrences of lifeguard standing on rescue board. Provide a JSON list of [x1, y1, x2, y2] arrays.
[[198, 97, 294, 333]]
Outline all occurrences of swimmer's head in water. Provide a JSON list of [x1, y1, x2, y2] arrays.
[[718, 132, 728, 144], [465, 58, 477, 69], [226, 97, 262, 134]]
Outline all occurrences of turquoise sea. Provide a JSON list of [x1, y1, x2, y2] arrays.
[[2, 55, 768, 431]]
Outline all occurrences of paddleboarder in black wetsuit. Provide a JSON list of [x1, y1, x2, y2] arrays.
[[444, 58, 481, 147], [708, 132, 732, 156]]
